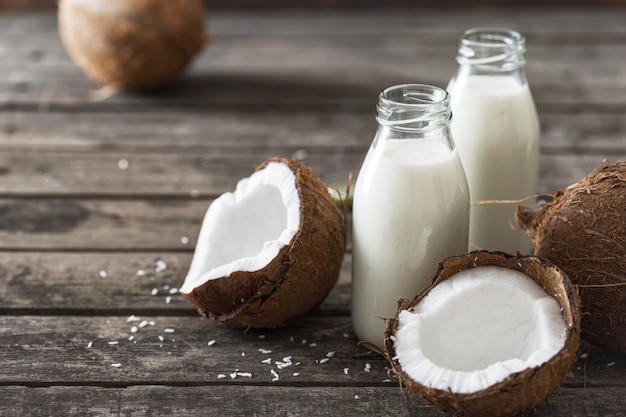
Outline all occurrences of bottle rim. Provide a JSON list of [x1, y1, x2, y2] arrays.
[[376, 84, 451, 130], [456, 27, 526, 69]]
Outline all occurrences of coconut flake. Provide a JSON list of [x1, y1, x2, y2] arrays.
[[155, 260, 167, 272]]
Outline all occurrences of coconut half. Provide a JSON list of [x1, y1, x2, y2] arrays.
[[180, 157, 346, 328], [385, 251, 580, 417]]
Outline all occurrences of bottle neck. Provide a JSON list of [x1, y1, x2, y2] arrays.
[[375, 84, 453, 145], [455, 27, 527, 75]]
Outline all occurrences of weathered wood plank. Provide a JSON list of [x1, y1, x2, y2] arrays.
[[0, 110, 376, 150], [0, 199, 209, 250], [0, 316, 623, 386], [2, 385, 626, 417], [2, 9, 626, 37], [2, 111, 625, 153], [0, 315, 393, 385], [0, 251, 352, 314], [0, 151, 621, 200]]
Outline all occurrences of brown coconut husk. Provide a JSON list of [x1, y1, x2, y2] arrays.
[[517, 161, 626, 354], [385, 251, 581, 417], [58, 0, 206, 91], [183, 157, 346, 328]]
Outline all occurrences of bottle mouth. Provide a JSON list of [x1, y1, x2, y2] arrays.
[[456, 27, 526, 70], [376, 84, 451, 130]]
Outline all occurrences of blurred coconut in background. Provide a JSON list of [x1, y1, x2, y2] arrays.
[[58, 0, 207, 91]]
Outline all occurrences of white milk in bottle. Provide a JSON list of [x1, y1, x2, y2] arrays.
[[447, 28, 540, 254], [351, 84, 469, 349]]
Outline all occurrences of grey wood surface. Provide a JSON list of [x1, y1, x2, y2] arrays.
[[1, 8, 625, 417]]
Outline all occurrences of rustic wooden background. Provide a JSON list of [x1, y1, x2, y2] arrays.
[[1, 2, 625, 416]]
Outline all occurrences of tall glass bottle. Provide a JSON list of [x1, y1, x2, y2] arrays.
[[447, 28, 540, 253], [351, 84, 470, 349]]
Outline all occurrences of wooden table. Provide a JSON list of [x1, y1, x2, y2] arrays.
[[1, 7, 625, 416]]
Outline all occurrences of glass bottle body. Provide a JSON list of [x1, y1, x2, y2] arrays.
[[447, 28, 540, 253], [351, 84, 470, 349]]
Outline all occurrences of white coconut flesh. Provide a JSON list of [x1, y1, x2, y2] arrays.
[[180, 162, 300, 294], [392, 266, 567, 394]]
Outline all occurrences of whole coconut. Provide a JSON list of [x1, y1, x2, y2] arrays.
[[58, 0, 206, 91], [517, 161, 626, 354]]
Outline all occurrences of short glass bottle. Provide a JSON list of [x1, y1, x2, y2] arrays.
[[351, 84, 470, 349], [447, 28, 540, 254]]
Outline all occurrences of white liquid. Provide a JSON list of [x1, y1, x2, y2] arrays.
[[448, 75, 539, 253], [351, 139, 469, 349]]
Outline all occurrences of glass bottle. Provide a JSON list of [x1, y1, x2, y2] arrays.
[[351, 84, 470, 350], [447, 28, 540, 253]]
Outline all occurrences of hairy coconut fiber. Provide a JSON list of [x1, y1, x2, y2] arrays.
[[517, 161, 626, 354], [58, 0, 206, 91], [183, 157, 346, 328], [385, 251, 580, 417]]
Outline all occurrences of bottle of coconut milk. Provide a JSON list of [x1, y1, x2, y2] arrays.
[[447, 28, 540, 254], [351, 84, 470, 349]]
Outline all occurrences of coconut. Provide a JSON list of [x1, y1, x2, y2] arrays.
[[517, 161, 626, 354], [180, 157, 346, 328], [385, 251, 580, 417], [58, 0, 206, 91]]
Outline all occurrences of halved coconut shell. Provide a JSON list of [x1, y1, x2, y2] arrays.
[[180, 157, 346, 328], [385, 251, 580, 417]]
